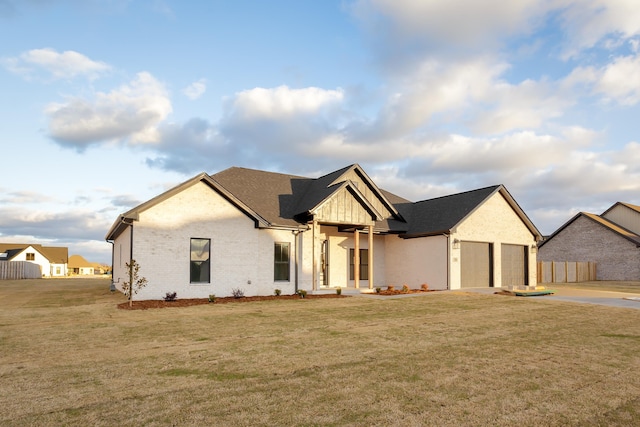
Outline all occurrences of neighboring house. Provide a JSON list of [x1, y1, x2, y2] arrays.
[[92, 263, 110, 275], [0, 243, 68, 277], [106, 164, 541, 300], [68, 255, 95, 275], [538, 202, 640, 280]]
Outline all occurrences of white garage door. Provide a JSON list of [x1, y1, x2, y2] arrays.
[[461, 241, 492, 288]]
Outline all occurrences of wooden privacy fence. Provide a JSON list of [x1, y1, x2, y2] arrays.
[[537, 261, 596, 284], [0, 261, 42, 280]]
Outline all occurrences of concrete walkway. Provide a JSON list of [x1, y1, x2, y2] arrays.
[[464, 287, 640, 309]]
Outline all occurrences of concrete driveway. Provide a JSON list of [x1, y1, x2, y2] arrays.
[[465, 287, 640, 309]]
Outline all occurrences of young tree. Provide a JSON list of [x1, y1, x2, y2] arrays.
[[122, 259, 148, 307]]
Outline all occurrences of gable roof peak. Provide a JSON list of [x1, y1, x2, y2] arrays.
[[602, 201, 640, 216]]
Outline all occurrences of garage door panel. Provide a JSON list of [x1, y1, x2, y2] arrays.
[[501, 244, 527, 287], [461, 242, 491, 288]]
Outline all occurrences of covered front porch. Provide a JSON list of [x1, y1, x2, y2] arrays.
[[309, 221, 381, 292], [293, 168, 402, 294]]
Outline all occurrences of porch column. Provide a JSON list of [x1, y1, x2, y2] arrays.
[[354, 229, 360, 289], [312, 219, 317, 291], [368, 224, 374, 289]]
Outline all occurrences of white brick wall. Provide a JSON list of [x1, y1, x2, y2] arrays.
[[452, 192, 538, 289], [385, 234, 449, 290], [115, 181, 301, 300]]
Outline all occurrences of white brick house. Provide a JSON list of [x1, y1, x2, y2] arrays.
[[538, 203, 640, 280], [106, 164, 541, 300]]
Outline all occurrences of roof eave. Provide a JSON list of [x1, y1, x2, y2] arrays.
[[400, 229, 452, 239]]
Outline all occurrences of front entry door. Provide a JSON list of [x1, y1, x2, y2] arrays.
[[320, 240, 329, 287]]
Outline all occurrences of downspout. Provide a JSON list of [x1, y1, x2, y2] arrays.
[[292, 230, 300, 294], [446, 234, 451, 290], [107, 240, 115, 291], [129, 220, 134, 263]]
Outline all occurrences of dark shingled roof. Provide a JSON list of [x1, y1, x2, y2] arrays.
[[211, 167, 314, 227], [210, 168, 528, 237], [401, 186, 501, 237], [107, 164, 541, 240]]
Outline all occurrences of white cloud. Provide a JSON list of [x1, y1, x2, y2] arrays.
[[344, 58, 510, 141], [1, 48, 111, 80], [0, 206, 112, 241], [556, 0, 640, 58], [595, 54, 640, 105], [563, 53, 640, 105], [226, 85, 344, 120], [469, 79, 575, 134], [46, 72, 172, 149], [353, 0, 640, 62], [354, 0, 544, 49], [0, 190, 57, 205], [182, 78, 207, 100]]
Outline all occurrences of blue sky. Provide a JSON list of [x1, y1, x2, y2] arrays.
[[1, 0, 640, 264]]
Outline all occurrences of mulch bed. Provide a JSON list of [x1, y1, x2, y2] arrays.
[[373, 289, 432, 296], [117, 293, 347, 310], [117, 288, 436, 310]]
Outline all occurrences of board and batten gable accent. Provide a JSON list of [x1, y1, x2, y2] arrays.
[[312, 185, 378, 225], [331, 167, 396, 220]]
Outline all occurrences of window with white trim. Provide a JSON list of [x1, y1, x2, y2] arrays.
[[274, 242, 290, 281]]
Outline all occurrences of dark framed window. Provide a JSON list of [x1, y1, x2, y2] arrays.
[[274, 242, 290, 281], [190, 238, 210, 283], [349, 248, 368, 280], [26, 253, 35, 261]]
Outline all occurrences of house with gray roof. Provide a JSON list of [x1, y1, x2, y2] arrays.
[[106, 164, 541, 300], [0, 243, 68, 277], [538, 202, 640, 280]]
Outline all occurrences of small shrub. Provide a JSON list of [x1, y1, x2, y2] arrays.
[[122, 259, 148, 307], [421, 283, 429, 291], [375, 287, 381, 294], [231, 288, 245, 298], [208, 294, 216, 303], [387, 285, 395, 291], [164, 292, 177, 301], [402, 284, 410, 293], [336, 287, 342, 295], [274, 288, 282, 296], [297, 289, 307, 298]]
